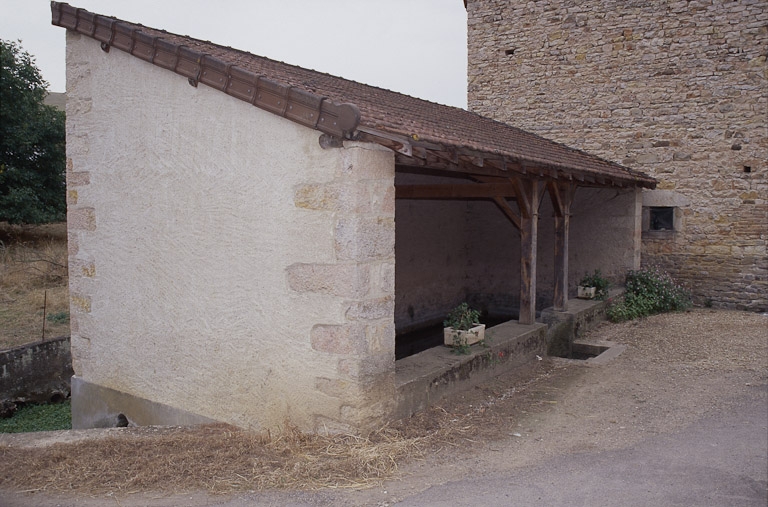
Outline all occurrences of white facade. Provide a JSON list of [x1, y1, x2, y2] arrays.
[[66, 32, 396, 432]]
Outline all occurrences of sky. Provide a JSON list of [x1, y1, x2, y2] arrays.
[[1, 0, 469, 108]]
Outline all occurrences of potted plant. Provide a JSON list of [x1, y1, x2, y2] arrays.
[[578, 270, 610, 300], [443, 303, 485, 351]]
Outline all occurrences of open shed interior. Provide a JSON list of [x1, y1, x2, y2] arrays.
[[393, 171, 516, 358], [393, 168, 643, 359]]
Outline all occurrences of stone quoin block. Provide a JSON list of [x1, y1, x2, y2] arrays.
[[70, 294, 92, 313], [286, 263, 370, 298], [68, 207, 96, 231], [67, 232, 79, 256], [293, 183, 370, 214], [366, 321, 396, 354], [338, 352, 394, 379], [378, 262, 396, 295], [334, 216, 395, 262], [81, 262, 96, 278], [310, 323, 367, 355], [345, 296, 394, 321], [67, 171, 91, 187], [314, 377, 350, 398]]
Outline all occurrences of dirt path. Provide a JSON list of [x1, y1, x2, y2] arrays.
[[2, 309, 767, 506]]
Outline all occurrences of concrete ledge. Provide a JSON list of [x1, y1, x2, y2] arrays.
[[540, 290, 622, 357], [394, 294, 623, 421], [71, 376, 218, 429], [575, 340, 627, 366], [394, 320, 547, 419]]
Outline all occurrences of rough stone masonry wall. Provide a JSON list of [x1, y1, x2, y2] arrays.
[[467, 0, 767, 310]]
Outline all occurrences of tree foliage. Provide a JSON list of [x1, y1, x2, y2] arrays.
[[1, 40, 66, 224]]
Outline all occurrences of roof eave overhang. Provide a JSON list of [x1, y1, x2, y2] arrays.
[[356, 127, 657, 190], [52, 2, 656, 191]]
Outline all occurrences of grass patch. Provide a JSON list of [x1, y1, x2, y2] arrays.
[[46, 310, 70, 324], [0, 401, 71, 433]]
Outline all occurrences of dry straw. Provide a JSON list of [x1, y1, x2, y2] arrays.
[[0, 423, 431, 494], [0, 361, 557, 496]]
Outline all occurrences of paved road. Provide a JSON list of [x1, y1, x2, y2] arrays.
[[391, 385, 767, 507]]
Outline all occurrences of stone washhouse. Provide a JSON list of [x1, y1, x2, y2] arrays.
[[52, 3, 655, 432]]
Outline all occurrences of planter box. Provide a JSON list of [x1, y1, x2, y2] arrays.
[[578, 286, 596, 299], [444, 324, 486, 347]]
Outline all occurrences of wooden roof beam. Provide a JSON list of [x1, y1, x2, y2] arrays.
[[396, 182, 520, 200], [394, 154, 513, 178]]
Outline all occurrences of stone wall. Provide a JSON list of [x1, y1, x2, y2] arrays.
[[66, 31, 395, 433], [0, 337, 72, 413], [467, 0, 767, 310]]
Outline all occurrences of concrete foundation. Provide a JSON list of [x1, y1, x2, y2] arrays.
[[395, 320, 547, 419], [540, 290, 621, 358], [71, 376, 217, 429]]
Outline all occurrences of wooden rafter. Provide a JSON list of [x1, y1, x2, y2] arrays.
[[395, 154, 511, 178], [491, 197, 522, 230]]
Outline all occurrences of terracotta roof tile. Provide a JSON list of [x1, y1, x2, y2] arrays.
[[51, 2, 655, 189]]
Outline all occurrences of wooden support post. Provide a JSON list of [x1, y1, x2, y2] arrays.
[[549, 182, 576, 312], [518, 179, 545, 325], [553, 213, 570, 311], [519, 213, 538, 325]]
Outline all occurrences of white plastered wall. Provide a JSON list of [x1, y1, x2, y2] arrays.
[[66, 32, 395, 432]]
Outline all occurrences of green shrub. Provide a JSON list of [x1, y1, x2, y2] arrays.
[[607, 266, 692, 322], [579, 269, 610, 300], [443, 303, 481, 331]]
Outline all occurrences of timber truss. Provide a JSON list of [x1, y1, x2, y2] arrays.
[[372, 130, 615, 326]]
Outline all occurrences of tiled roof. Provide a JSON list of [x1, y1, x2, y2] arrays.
[[51, 2, 656, 189]]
